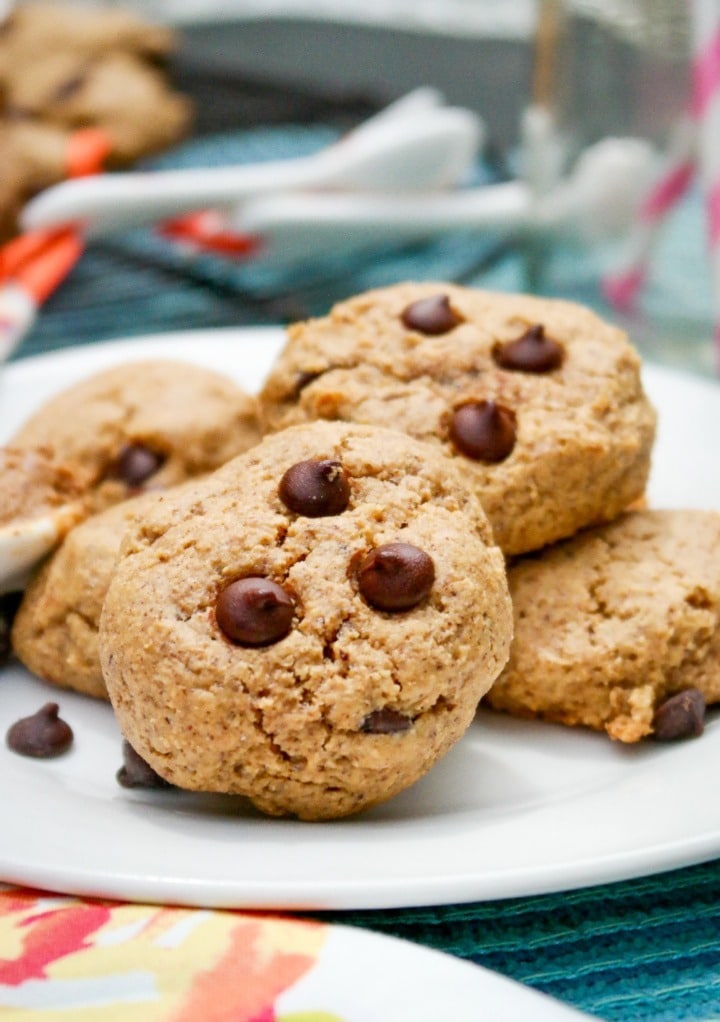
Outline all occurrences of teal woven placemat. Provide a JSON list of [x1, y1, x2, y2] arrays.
[[9, 125, 720, 1022], [324, 860, 720, 1022]]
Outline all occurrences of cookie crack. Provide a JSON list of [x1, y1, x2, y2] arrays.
[[251, 703, 292, 763]]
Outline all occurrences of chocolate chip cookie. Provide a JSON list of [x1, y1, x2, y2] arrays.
[[0, 3, 191, 239], [0, 446, 88, 527], [485, 510, 720, 742], [99, 421, 513, 820], [11, 485, 201, 700], [11, 360, 262, 512], [260, 283, 657, 556]]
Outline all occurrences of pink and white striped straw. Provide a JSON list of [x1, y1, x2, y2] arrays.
[[690, 0, 720, 365], [602, 116, 696, 311]]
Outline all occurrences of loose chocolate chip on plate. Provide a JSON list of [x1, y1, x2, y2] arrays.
[[112, 443, 165, 487], [653, 688, 706, 741], [401, 294, 463, 335], [216, 577, 294, 646], [6, 702, 73, 758], [493, 323, 564, 373], [362, 708, 413, 734], [357, 542, 435, 612], [117, 739, 172, 789], [279, 459, 350, 517], [449, 400, 517, 462]]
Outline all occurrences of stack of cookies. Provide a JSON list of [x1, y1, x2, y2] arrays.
[[3, 282, 720, 820], [0, 3, 193, 240]]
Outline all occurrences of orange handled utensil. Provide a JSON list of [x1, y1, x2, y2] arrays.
[[0, 128, 110, 362]]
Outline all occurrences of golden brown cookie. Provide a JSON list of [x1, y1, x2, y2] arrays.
[[0, 4, 174, 74], [99, 421, 513, 820], [7, 52, 192, 165], [11, 360, 262, 512], [0, 446, 88, 527], [11, 481, 204, 700], [485, 510, 720, 742], [0, 126, 27, 240], [260, 282, 657, 556], [0, 3, 192, 239], [12, 492, 153, 699]]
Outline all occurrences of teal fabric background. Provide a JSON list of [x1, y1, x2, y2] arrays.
[[9, 126, 720, 1022]]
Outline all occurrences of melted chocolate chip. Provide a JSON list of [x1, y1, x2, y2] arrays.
[[216, 578, 294, 646], [357, 542, 434, 612], [6, 703, 73, 758], [653, 689, 706, 741], [449, 400, 517, 462], [117, 739, 172, 789], [493, 324, 564, 373], [279, 459, 350, 517], [361, 708, 413, 734], [112, 443, 165, 487], [401, 294, 463, 335], [0, 592, 22, 669]]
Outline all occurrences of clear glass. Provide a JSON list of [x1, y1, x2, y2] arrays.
[[529, 0, 715, 376]]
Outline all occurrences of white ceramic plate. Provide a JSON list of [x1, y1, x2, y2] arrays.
[[1, 328, 719, 911], [275, 922, 592, 1021]]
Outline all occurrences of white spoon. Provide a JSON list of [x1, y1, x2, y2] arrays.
[[232, 137, 656, 259], [21, 103, 483, 236], [0, 502, 84, 595]]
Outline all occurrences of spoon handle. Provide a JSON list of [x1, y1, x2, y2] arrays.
[[21, 157, 326, 235]]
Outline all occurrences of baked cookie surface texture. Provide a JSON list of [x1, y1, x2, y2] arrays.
[[11, 360, 261, 511], [486, 510, 720, 742], [260, 282, 657, 555], [11, 486, 202, 700], [100, 421, 513, 820]]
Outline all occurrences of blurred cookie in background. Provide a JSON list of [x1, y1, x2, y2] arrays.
[[0, 2, 193, 240]]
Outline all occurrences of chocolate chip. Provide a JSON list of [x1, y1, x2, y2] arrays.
[[401, 294, 463, 335], [357, 542, 434, 612], [54, 73, 86, 102], [0, 592, 22, 669], [116, 739, 172, 789], [361, 708, 413, 734], [653, 689, 706, 741], [6, 703, 73, 758], [449, 400, 517, 462], [493, 324, 564, 373], [279, 459, 350, 517], [216, 578, 294, 646], [294, 370, 322, 396], [112, 443, 165, 487]]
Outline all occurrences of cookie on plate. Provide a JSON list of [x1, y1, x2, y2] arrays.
[[99, 421, 513, 820], [0, 446, 89, 527], [485, 510, 720, 742], [11, 360, 262, 512], [11, 484, 203, 700], [260, 282, 657, 556]]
